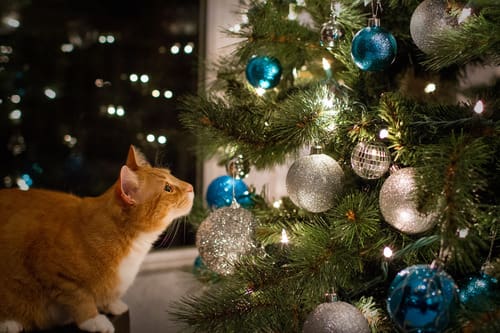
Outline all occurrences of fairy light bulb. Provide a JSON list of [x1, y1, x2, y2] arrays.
[[379, 128, 389, 139], [473, 100, 484, 114], [383, 246, 393, 258], [281, 229, 289, 244]]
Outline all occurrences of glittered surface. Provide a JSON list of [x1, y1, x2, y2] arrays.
[[320, 20, 344, 50], [205, 175, 253, 209], [196, 206, 256, 275], [459, 272, 499, 312], [387, 264, 458, 332], [351, 26, 397, 71], [351, 141, 391, 179], [379, 167, 438, 234], [410, 0, 457, 54], [286, 153, 344, 213], [302, 301, 371, 333]]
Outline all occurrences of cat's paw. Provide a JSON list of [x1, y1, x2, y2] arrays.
[[0, 320, 23, 333], [102, 299, 129, 316], [78, 314, 115, 333]]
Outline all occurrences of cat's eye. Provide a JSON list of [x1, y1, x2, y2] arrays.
[[164, 183, 173, 192]]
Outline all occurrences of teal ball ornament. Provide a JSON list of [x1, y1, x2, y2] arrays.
[[387, 264, 458, 332], [459, 272, 499, 312], [351, 19, 397, 71], [206, 175, 253, 209], [245, 56, 282, 89]]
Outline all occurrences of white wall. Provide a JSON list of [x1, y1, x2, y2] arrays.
[[203, 0, 292, 203]]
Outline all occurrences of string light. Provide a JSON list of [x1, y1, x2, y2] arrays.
[[424, 83, 436, 94], [281, 229, 289, 244], [383, 246, 393, 258], [255, 87, 266, 96], [379, 128, 389, 139], [272, 199, 282, 208], [473, 100, 484, 114]]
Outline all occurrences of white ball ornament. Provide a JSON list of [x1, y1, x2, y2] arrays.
[[286, 147, 344, 213], [379, 167, 439, 234]]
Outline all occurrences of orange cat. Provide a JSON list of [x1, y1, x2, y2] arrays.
[[0, 145, 194, 333]]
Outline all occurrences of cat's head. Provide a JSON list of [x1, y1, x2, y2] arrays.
[[115, 145, 194, 228]]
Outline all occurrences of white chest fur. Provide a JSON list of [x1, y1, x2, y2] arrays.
[[116, 231, 159, 296]]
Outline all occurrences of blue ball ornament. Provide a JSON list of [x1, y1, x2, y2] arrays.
[[459, 272, 499, 312], [245, 56, 282, 89], [351, 19, 397, 71], [387, 264, 458, 332], [206, 175, 253, 209]]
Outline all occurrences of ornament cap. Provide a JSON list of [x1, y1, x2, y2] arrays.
[[310, 145, 324, 155], [368, 17, 381, 27], [324, 289, 338, 303]]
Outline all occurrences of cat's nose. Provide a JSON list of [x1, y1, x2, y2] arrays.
[[186, 184, 194, 192]]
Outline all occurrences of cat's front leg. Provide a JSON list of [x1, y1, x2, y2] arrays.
[[78, 314, 115, 333], [100, 299, 129, 316]]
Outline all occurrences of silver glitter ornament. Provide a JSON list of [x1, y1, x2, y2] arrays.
[[303, 301, 371, 333], [320, 19, 344, 50], [379, 167, 438, 234], [225, 154, 250, 179], [196, 205, 257, 275], [351, 141, 391, 179], [410, 0, 458, 54], [286, 147, 344, 213]]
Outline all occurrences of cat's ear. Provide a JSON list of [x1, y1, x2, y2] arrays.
[[126, 145, 151, 170], [119, 165, 140, 205]]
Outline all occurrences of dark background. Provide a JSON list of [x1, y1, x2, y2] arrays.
[[0, 0, 203, 246]]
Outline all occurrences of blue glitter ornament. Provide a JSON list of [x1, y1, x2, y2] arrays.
[[387, 264, 458, 332], [206, 175, 253, 209], [245, 56, 282, 89], [351, 18, 397, 71], [459, 272, 499, 312]]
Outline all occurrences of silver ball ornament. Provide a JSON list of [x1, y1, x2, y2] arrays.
[[320, 19, 344, 50], [196, 206, 257, 275], [351, 141, 391, 179], [379, 167, 439, 234], [410, 0, 458, 54], [286, 152, 344, 213], [225, 154, 250, 179], [303, 301, 371, 333]]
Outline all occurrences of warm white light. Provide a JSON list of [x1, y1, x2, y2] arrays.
[[63, 134, 72, 142], [170, 44, 180, 54], [163, 90, 173, 99], [140, 74, 149, 83], [458, 7, 472, 24], [287, 3, 297, 20], [146, 134, 155, 142], [16, 177, 29, 191], [129, 74, 138, 82], [9, 109, 21, 120], [229, 24, 241, 32], [3, 16, 20, 28], [424, 83, 436, 93], [116, 106, 125, 117], [458, 228, 469, 238], [281, 229, 289, 244], [0, 45, 12, 54], [152, 89, 160, 98], [10, 94, 20, 103], [106, 35, 115, 43], [255, 87, 266, 96], [98, 35, 107, 44], [157, 135, 167, 144], [272, 199, 282, 208], [322, 58, 331, 71], [61, 43, 74, 53], [379, 128, 389, 139], [183, 43, 194, 54], [44, 88, 56, 99], [107, 105, 116, 115], [473, 100, 484, 114], [383, 246, 393, 258], [292, 68, 298, 79]]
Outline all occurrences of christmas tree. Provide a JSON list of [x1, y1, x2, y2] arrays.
[[173, 0, 499, 332]]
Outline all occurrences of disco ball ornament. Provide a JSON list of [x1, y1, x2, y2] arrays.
[[459, 271, 499, 312], [225, 154, 250, 179], [196, 205, 257, 275], [350, 141, 391, 179], [286, 147, 344, 213], [303, 301, 370, 333], [351, 18, 397, 71], [206, 175, 253, 209], [379, 167, 439, 234], [245, 55, 282, 89], [387, 264, 458, 332], [410, 0, 459, 54], [320, 19, 344, 50]]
